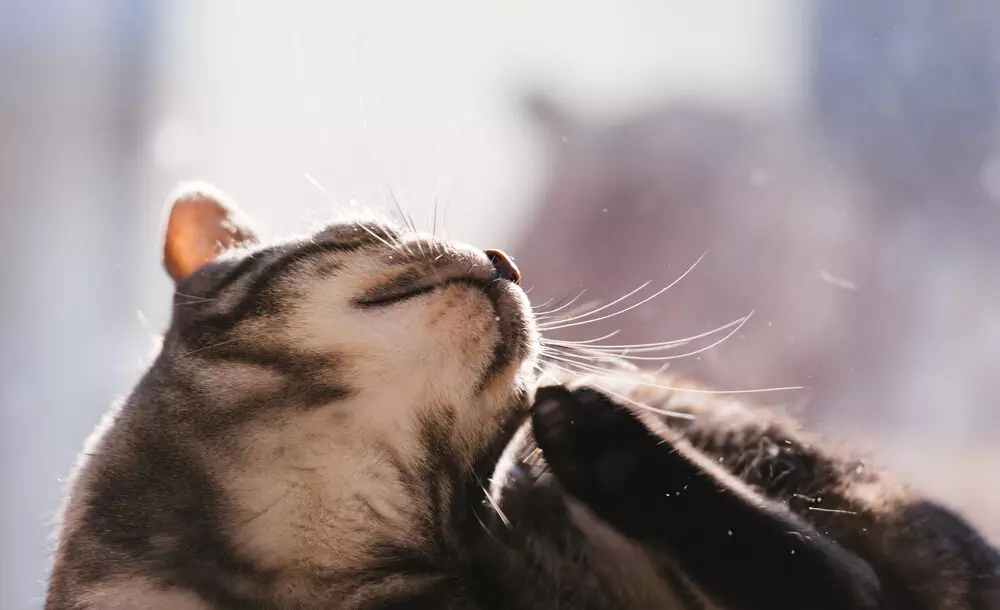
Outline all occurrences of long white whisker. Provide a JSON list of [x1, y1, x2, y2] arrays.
[[540, 253, 706, 331], [475, 474, 511, 530], [529, 295, 556, 310], [542, 316, 745, 353], [541, 329, 623, 346], [548, 324, 735, 364], [302, 174, 401, 252], [539, 282, 650, 328], [540, 351, 802, 395], [173, 291, 214, 301], [306, 179, 399, 251], [540, 349, 641, 373], [536, 300, 608, 323], [541, 362, 696, 420], [303, 172, 340, 205], [546, 315, 751, 363], [172, 291, 217, 307], [532, 289, 588, 316]]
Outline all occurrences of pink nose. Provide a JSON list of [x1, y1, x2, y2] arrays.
[[484, 249, 521, 285]]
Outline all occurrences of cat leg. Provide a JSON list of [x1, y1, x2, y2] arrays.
[[665, 398, 1000, 609], [531, 384, 881, 610]]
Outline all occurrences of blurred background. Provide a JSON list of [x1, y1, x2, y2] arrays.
[[3, 0, 999, 606]]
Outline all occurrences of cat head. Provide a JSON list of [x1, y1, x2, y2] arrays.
[[157, 182, 538, 453], [46, 183, 541, 605]]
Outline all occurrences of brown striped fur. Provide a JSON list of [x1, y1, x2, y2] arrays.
[[46, 183, 999, 608]]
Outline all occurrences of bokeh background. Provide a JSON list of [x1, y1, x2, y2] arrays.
[[3, 1, 999, 606]]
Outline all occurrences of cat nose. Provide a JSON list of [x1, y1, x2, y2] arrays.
[[484, 249, 521, 285]]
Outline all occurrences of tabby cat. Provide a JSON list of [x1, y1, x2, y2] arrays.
[[46, 183, 999, 608]]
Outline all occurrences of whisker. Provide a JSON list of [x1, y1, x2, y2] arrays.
[[471, 498, 505, 545], [542, 316, 745, 353], [602, 371, 800, 396], [174, 291, 215, 302], [540, 349, 640, 374], [177, 337, 243, 359], [541, 362, 696, 420], [302, 174, 402, 253], [359, 224, 401, 252], [546, 314, 751, 363], [539, 253, 706, 332], [544, 347, 644, 366], [538, 282, 651, 329], [807, 507, 860, 516], [541, 351, 802, 395], [173, 295, 213, 304], [534, 365, 563, 385], [303, 172, 339, 205], [476, 474, 511, 530], [532, 289, 588, 316], [528, 295, 555, 309], [173, 295, 219, 308], [541, 329, 622, 346], [536, 299, 607, 323]]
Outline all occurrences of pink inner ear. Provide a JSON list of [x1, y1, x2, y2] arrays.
[[162, 186, 258, 283]]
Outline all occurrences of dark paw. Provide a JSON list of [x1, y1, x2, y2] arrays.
[[531, 385, 661, 504], [530, 386, 882, 610]]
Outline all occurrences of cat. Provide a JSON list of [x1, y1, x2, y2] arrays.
[[46, 182, 997, 608]]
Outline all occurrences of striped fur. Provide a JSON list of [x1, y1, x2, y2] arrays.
[[47, 187, 681, 608], [47, 184, 1000, 608]]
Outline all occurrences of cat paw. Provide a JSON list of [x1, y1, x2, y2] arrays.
[[530, 385, 660, 505], [530, 385, 882, 610]]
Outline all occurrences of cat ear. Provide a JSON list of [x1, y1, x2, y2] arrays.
[[162, 182, 259, 283]]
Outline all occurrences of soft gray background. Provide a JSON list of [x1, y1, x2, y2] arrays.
[[3, 1, 997, 607]]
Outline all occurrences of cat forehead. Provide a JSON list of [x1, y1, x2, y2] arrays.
[[174, 219, 408, 295]]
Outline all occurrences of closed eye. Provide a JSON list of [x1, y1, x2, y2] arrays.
[[355, 277, 489, 308]]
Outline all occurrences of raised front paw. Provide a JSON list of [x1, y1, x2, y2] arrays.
[[530, 384, 882, 610], [530, 385, 664, 510]]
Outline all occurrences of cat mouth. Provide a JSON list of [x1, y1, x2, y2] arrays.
[[355, 255, 535, 388]]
